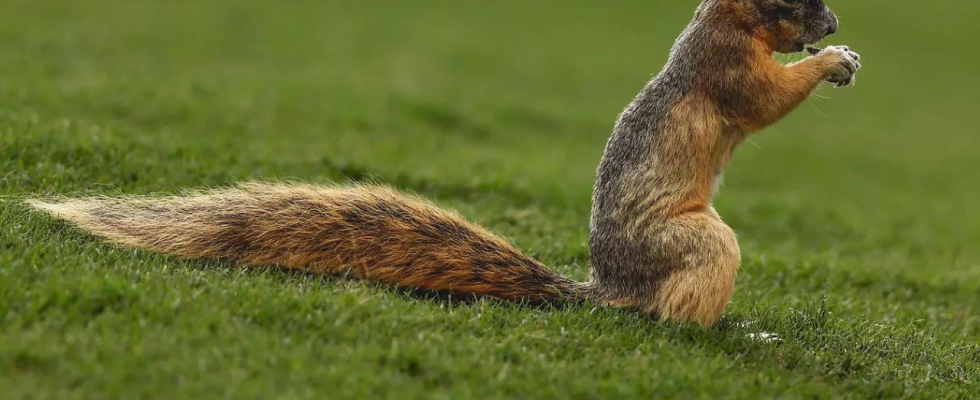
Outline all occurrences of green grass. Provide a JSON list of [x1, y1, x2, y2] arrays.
[[2, 0, 979, 398]]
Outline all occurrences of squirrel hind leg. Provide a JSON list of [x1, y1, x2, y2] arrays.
[[651, 263, 738, 327], [646, 212, 741, 327]]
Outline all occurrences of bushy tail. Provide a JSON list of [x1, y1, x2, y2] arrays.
[[28, 183, 586, 301]]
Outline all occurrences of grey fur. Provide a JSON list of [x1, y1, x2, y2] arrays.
[[587, 0, 839, 307], [589, 1, 742, 305]]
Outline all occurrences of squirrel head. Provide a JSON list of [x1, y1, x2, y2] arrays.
[[721, 0, 839, 53]]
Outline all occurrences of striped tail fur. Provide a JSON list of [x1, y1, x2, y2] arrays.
[[28, 183, 588, 302]]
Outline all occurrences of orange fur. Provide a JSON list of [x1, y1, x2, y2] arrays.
[[736, 32, 847, 132], [30, 183, 586, 302]]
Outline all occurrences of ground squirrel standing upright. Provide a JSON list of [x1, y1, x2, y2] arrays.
[[30, 0, 860, 327]]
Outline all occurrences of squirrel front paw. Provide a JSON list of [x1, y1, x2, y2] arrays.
[[809, 45, 861, 87], [807, 46, 861, 87]]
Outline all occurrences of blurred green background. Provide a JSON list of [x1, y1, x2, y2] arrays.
[[1, 0, 978, 398]]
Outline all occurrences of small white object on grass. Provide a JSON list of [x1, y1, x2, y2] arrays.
[[746, 332, 783, 344]]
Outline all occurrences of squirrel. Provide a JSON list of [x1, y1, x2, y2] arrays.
[[28, 0, 860, 327]]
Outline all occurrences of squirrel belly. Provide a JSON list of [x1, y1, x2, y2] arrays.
[[29, 183, 591, 302]]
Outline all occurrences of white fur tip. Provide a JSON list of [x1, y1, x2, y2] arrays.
[[26, 199, 54, 210], [25, 199, 71, 216]]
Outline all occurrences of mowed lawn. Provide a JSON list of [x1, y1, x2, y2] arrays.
[[2, 0, 979, 398]]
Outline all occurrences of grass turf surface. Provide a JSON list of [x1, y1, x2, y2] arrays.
[[2, 0, 979, 398]]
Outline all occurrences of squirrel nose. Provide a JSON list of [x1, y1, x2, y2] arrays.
[[826, 11, 839, 35]]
